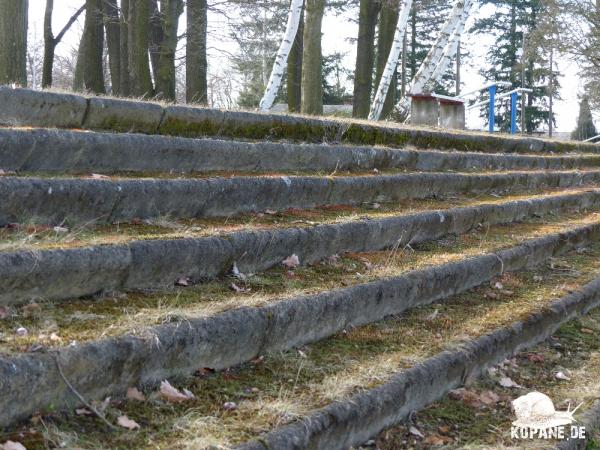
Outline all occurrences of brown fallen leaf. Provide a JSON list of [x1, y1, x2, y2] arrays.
[[0, 441, 26, 450], [0, 306, 9, 319], [479, 390, 501, 405], [230, 283, 249, 293], [581, 328, 595, 334], [126, 387, 146, 401], [160, 380, 195, 403], [423, 434, 452, 445], [498, 376, 522, 388], [527, 353, 545, 363], [21, 302, 41, 318], [438, 425, 451, 434], [409, 426, 424, 438], [117, 415, 140, 430], [282, 254, 300, 268]]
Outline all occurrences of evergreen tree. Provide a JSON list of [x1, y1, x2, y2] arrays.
[[572, 96, 598, 140], [230, 0, 288, 108], [472, 0, 560, 133]]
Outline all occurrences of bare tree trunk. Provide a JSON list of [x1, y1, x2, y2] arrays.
[[101, 0, 121, 95], [42, 0, 56, 88], [128, 0, 154, 97], [155, 0, 183, 101], [373, 0, 400, 119], [352, 0, 380, 118], [455, 39, 460, 96], [301, 0, 326, 115], [74, 0, 105, 93], [260, 0, 305, 111], [0, 0, 28, 86], [548, 45, 553, 137], [120, 0, 131, 96], [287, 6, 304, 113], [401, 32, 407, 97], [186, 0, 208, 104]]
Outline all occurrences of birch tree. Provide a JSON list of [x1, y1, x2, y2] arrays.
[[368, 0, 413, 120], [259, 0, 304, 111], [424, 0, 473, 91]]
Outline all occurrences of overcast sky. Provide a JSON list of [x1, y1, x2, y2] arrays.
[[28, 0, 592, 133]]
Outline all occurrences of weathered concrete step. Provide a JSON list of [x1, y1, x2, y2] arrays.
[[2, 128, 600, 174], [0, 223, 597, 428], [238, 272, 600, 450], [2, 189, 599, 305], [1, 86, 598, 154], [1, 212, 591, 353], [2, 170, 600, 226]]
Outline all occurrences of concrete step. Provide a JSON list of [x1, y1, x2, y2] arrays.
[[2, 171, 600, 226], [2, 226, 599, 444], [2, 128, 600, 174], [0, 87, 597, 154], [1, 189, 598, 305]]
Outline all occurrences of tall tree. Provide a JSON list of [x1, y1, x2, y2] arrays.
[[155, 0, 184, 101], [128, 0, 154, 97], [100, 0, 121, 95], [352, 0, 381, 118], [572, 96, 598, 140], [301, 0, 326, 115], [473, 0, 560, 132], [42, 1, 85, 88], [287, 6, 304, 112], [74, 0, 105, 93], [374, 0, 400, 119], [0, 0, 28, 86], [186, 0, 208, 103], [120, 0, 131, 96]]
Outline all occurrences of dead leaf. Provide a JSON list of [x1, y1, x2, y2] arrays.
[[409, 426, 424, 438], [126, 387, 146, 401], [0, 306, 8, 319], [493, 282, 504, 290], [90, 173, 110, 180], [53, 226, 69, 233], [581, 328, 595, 334], [264, 209, 277, 215], [223, 401, 238, 411], [0, 169, 17, 176], [485, 292, 499, 300], [230, 283, 249, 293], [425, 309, 439, 321], [21, 302, 41, 318], [75, 408, 92, 416], [0, 441, 26, 450], [479, 390, 501, 405], [160, 380, 194, 403], [438, 425, 451, 434], [498, 376, 522, 388], [231, 262, 247, 281], [117, 415, 140, 430], [555, 371, 571, 381], [527, 353, 545, 363], [533, 275, 544, 282], [423, 434, 450, 445], [282, 254, 300, 268], [15, 327, 28, 336], [175, 277, 191, 287]]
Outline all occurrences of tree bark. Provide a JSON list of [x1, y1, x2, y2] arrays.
[[259, 0, 304, 111], [74, 0, 105, 93], [42, 0, 56, 88], [287, 6, 304, 113], [119, 0, 131, 96], [352, 0, 380, 118], [186, 0, 208, 104], [301, 0, 326, 115], [155, 0, 183, 101], [101, 0, 121, 95], [0, 0, 28, 86], [128, 0, 154, 97], [373, 0, 399, 119]]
